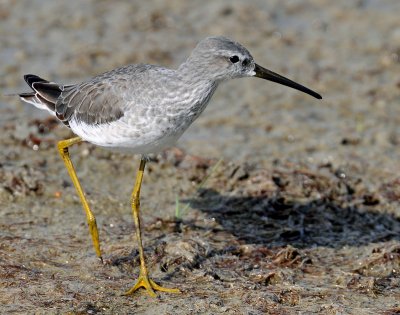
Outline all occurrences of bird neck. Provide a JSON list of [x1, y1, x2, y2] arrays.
[[177, 58, 224, 84]]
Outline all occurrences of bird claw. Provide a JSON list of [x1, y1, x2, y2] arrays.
[[124, 270, 180, 297]]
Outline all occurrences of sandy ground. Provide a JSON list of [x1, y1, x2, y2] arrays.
[[0, 0, 400, 314]]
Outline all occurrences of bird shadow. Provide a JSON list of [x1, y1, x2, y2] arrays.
[[185, 188, 400, 249]]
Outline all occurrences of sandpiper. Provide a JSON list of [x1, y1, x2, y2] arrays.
[[19, 36, 322, 297]]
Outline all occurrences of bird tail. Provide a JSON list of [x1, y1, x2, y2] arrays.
[[19, 74, 62, 114]]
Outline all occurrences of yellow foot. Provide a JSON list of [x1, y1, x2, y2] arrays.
[[124, 272, 180, 297]]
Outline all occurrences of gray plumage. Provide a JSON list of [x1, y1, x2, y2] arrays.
[[19, 36, 321, 153]]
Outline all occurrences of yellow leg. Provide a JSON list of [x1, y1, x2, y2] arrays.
[[124, 158, 180, 297], [57, 137, 102, 261]]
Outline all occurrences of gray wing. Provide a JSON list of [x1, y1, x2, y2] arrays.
[[22, 64, 162, 126], [56, 80, 125, 125], [56, 64, 157, 125]]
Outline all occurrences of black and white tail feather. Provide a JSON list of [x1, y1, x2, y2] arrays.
[[19, 74, 71, 126]]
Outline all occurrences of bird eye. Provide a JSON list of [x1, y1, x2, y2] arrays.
[[229, 55, 240, 63]]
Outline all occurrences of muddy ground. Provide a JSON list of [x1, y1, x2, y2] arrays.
[[1, 0, 400, 314]]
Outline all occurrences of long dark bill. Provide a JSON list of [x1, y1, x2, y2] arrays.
[[254, 64, 322, 100]]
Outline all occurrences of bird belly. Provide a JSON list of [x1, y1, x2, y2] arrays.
[[68, 115, 189, 154]]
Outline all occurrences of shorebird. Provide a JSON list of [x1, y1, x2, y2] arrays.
[[18, 36, 322, 297]]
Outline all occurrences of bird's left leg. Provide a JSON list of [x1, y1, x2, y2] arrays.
[[124, 157, 180, 297], [57, 137, 102, 261]]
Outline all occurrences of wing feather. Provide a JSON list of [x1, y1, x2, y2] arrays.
[[56, 81, 125, 125]]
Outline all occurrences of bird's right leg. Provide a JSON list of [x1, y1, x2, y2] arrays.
[[57, 137, 102, 262], [124, 158, 180, 297]]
